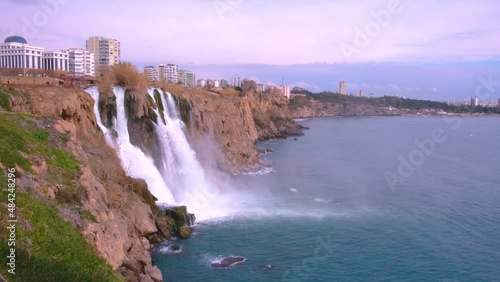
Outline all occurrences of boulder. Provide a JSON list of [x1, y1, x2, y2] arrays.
[[178, 226, 191, 239], [155, 216, 176, 240]]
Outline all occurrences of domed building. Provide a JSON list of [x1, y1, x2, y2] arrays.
[[0, 35, 44, 70], [4, 35, 28, 44]]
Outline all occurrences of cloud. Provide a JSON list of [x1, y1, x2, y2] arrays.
[[431, 87, 438, 92]]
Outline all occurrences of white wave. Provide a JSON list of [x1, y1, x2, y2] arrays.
[[200, 254, 247, 268], [314, 197, 333, 203], [158, 244, 183, 254], [289, 188, 298, 193], [242, 167, 275, 176]]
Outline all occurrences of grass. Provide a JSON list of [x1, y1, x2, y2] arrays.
[[0, 112, 123, 281], [0, 90, 11, 111], [0, 114, 34, 171], [0, 114, 80, 178], [0, 191, 123, 282]]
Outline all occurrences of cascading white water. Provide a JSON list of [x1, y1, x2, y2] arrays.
[[85, 86, 175, 203], [86, 86, 252, 220], [147, 88, 226, 217]]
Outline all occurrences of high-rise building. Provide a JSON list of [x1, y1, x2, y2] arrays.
[[359, 89, 365, 97], [178, 69, 196, 87], [0, 35, 44, 71], [67, 48, 95, 77], [197, 79, 206, 88], [220, 79, 228, 88], [42, 50, 69, 72], [165, 64, 178, 83], [497, 98, 500, 108], [86, 36, 120, 75], [143, 66, 158, 81], [280, 85, 291, 99], [231, 76, 241, 87], [157, 64, 166, 80], [339, 81, 347, 95], [471, 96, 479, 107]]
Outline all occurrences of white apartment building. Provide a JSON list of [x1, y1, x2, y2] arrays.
[[166, 63, 178, 83], [86, 36, 120, 74], [156, 63, 178, 83], [197, 79, 207, 88], [281, 85, 291, 99], [67, 48, 95, 77], [0, 35, 44, 70], [144, 66, 158, 81], [339, 81, 347, 95], [42, 50, 69, 72], [231, 76, 241, 87], [178, 69, 196, 87]]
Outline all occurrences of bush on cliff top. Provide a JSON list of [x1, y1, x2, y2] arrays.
[[98, 62, 149, 93]]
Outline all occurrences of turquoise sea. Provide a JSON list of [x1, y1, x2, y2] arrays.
[[152, 116, 500, 282]]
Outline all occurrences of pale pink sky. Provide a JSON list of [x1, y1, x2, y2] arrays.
[[1, 0, 499, 65], [1, 0, 499, 99]]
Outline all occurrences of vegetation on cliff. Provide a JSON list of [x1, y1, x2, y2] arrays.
[[98, 62, 150, 94], [290, 92, 500, 115], [0, 113, 122, 282]]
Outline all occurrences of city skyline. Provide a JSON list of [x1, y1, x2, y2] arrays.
[[0, 0, 499, 100]]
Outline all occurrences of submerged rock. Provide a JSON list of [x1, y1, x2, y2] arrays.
[[169, 244, 181, 251], [261, 264, 274, 271], [212, 256, 247, 268]]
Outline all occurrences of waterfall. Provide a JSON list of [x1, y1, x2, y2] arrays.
[[85, 86, 175, 204], [85, 86, 245, 220], [147, 88, 216, 212]]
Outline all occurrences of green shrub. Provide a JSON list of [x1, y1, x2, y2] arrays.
[[0, 91, 11, 111]]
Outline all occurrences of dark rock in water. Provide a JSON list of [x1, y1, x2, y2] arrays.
[[293, 138, 297, 140], [298, 125, 310, 130], [169, 244, 180, 251], [266, 148, 274, 153], [156, 205, 196, 227], [212, 256, 246, 268]]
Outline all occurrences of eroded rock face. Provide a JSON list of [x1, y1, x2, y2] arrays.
[[7, 86, 303, 281], [10, 87, 164, 282], [171, 90, 303, 174]]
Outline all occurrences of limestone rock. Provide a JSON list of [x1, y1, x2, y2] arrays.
[[178, 226, 191, 239]]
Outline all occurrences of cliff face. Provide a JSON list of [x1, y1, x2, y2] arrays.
[[289, 99, 404, 117], [1, 85, 302, 281], [7, 87, 163, 282], [288, 96, 452, 118], [110, 86, 303, 174], [170, 89, 303, 173]]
